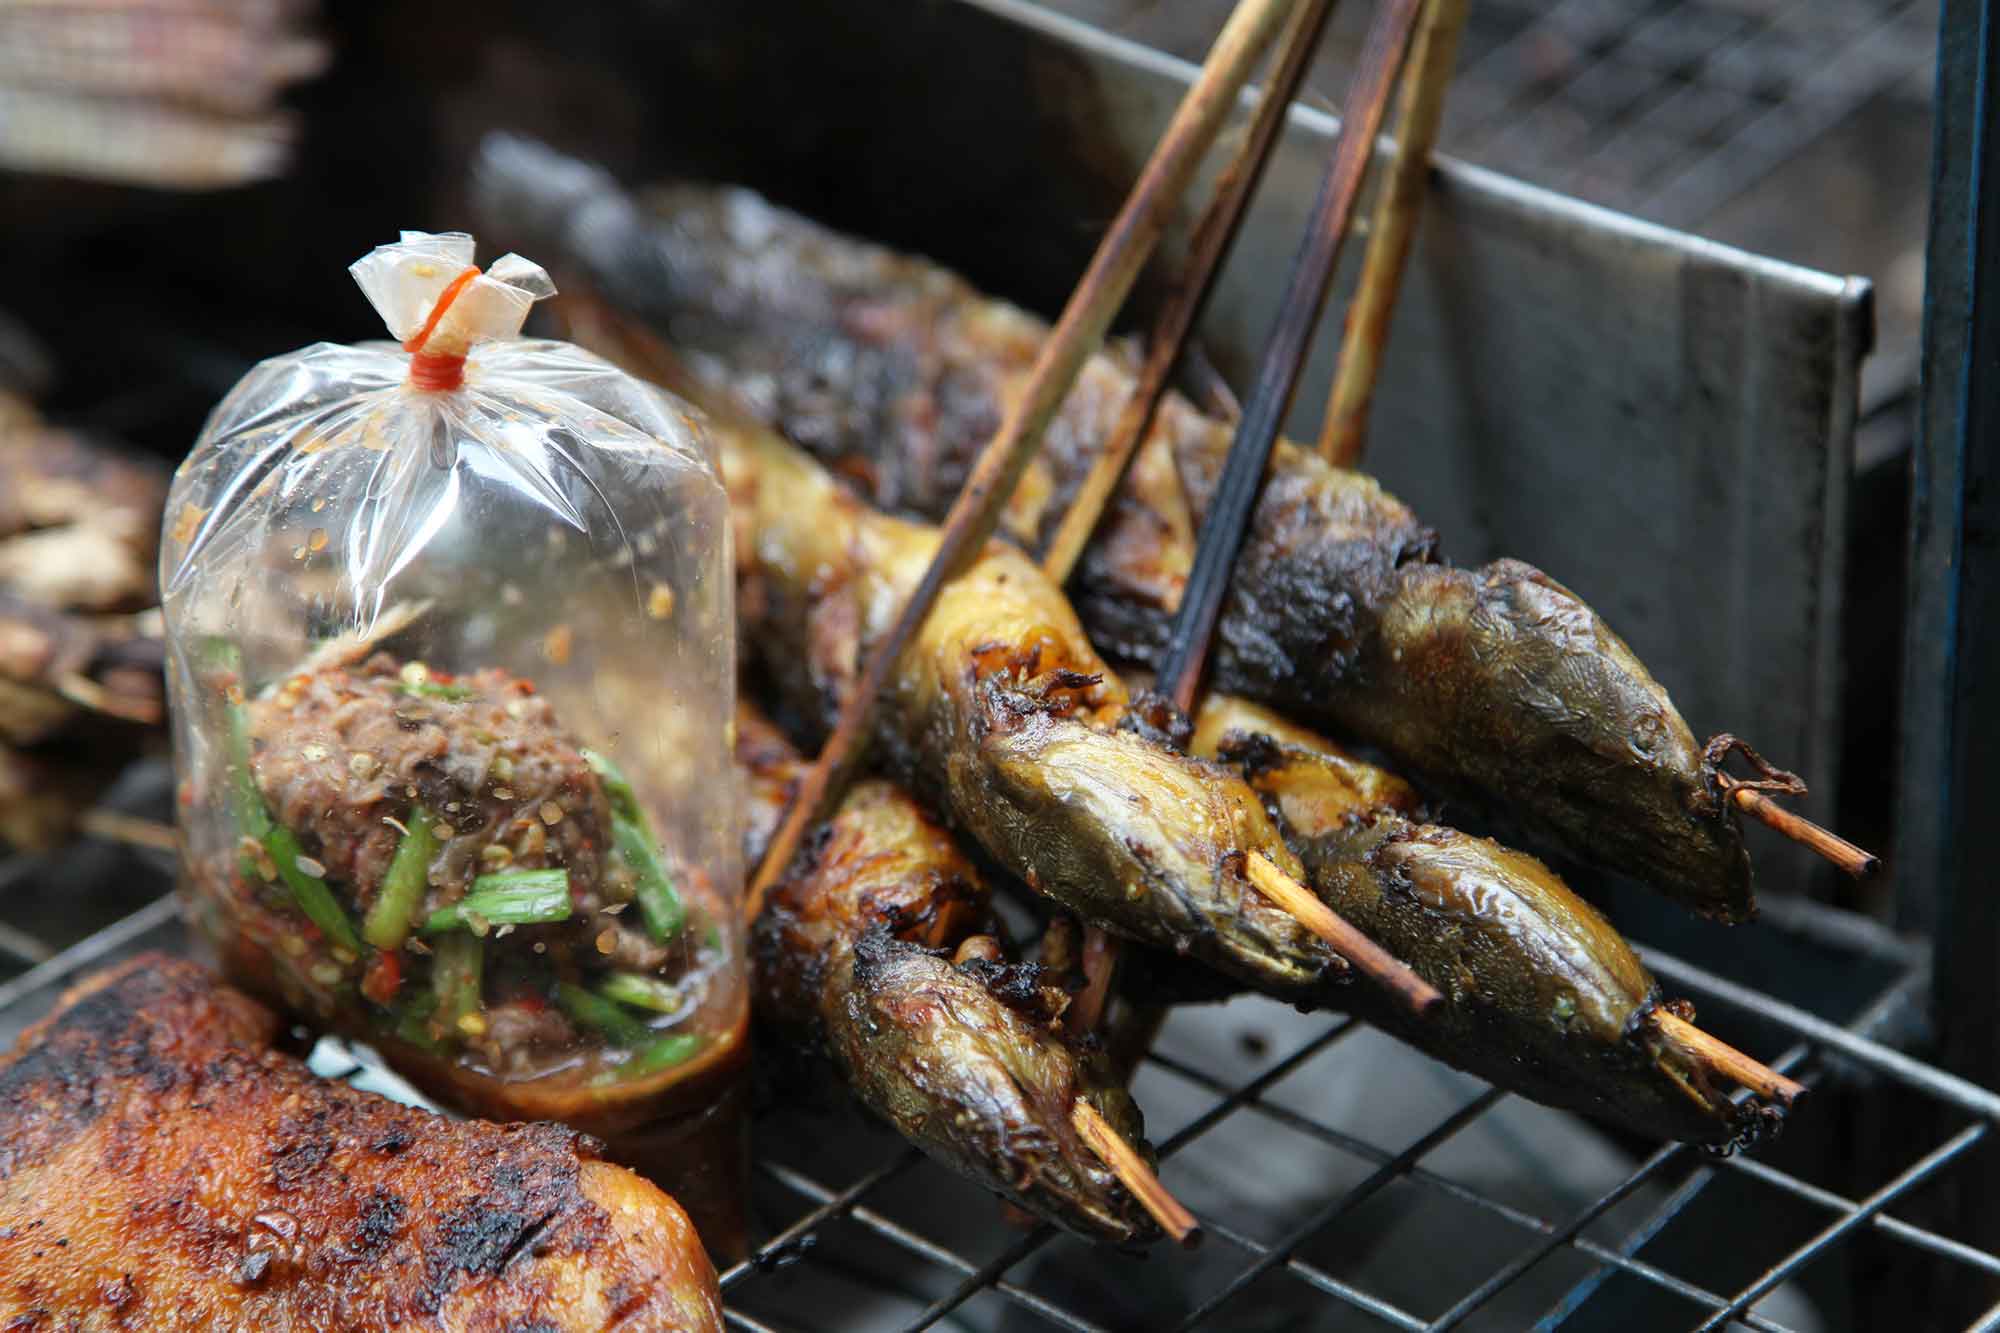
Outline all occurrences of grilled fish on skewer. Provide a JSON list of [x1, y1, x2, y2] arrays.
[[0, 954, 723, 1331], [474, 139, 1753, 922], [739, 705, 1162, 1245], [721, 414, 1349, 1006], [1182, 692, 1772, 1147]]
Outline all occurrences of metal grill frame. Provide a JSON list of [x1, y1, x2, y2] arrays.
[[705, 925, 2000, 1333], [1, 868, 1994, 1332]]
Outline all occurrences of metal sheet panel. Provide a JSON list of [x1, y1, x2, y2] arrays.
[[461, 0, 1870, 895]]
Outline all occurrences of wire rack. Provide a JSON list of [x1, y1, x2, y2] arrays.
[[1069, 0, 1937, 231], [2, 830, 1996, 1332]]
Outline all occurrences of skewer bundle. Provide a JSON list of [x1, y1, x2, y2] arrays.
[[466, 0, 1875, 1245]]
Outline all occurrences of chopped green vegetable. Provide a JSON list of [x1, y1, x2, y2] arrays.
[[391, 992, 442, 1051], [599, 972, 684, 1014], [581, 747, 644, 824], [202, 638, 270, 840], [420, 869, 572, 934], [202, 637, 362, 955], [613, 816, 683, 943], [432, 933, 483, 1035], [621, 1032, 703, 1078], [364, 805, 439, 949], [397, 681, 473, 701], [265, 824, 363, 956], [554, 981, 651, 1047]]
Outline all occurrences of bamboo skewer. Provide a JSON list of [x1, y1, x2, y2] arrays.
[[747, 0, 1300, 918], [1067, 925, 1119, 1033], [1731, 788, 1881, 879], [1653, 1009, 1809, 1108], [1046, 0, 1331, 1034], [1154, 0, 1428, 714], [1071, 1100, 1202, 1248], [1245, 851, 1442, 1014], [76, 809, 177, 853], [1318, 0, 1467, 467], [1040, 0, 1339, 587]]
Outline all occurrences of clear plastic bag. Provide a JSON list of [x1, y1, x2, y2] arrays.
[[161, 232, 741, 1135]]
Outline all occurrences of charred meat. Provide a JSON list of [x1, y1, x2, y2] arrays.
[[474, 140, 1754, 922], [0, 954, 723, 1331], [740, 705, 1161, 1245]]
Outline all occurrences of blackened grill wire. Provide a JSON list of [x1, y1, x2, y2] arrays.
[[717, 936, 2000, 1333], [2, 883, 1996, 1329]]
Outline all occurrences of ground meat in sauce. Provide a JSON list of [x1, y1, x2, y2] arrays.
[[247, 653, 620, 914]]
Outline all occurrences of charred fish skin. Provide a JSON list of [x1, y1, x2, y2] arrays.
[[1189, 695, 1755, 1147], [471, 138, 1752, 923], [723, 419, 1347, 1006], [742, 710, 1161, 1246]]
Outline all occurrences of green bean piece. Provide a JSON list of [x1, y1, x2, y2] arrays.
[[621, 1032, 703, 1079], [432, 933, 484, 1036], [599, 972, 684, 1014], [265, 824, 364, 956], [398, 681, 472, 701], [201, 638, 271, 840], [581, 748, 644, 825], [420, 869, 572, 934], [554, 981, 651, 1047], [364, 806, 439, 950], [613, 816, 683, 943], [391, 992, 442, 1051]]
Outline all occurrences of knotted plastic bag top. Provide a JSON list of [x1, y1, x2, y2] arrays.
[[348, 231, 557, 390]]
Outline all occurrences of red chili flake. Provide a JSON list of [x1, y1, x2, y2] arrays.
[[360, 951, 402, 1006], [511, 678, 537, 695]]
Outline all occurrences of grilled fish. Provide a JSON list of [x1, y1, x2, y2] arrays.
[[0, 954, 723, 1331], [473, 139, 1754, 922], [717, 409, 1349, 1006], [1184, 692, 1764, 1147], [739, 705, 1161, 1245]]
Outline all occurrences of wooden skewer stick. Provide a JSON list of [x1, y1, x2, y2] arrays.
[[746, 0, 1300, 919], [1731, 787, 1881, 879], [77, 809, 177, 854], [1071, 1100, 1202, 1248], [1040, 0, 1339, 587], [1155, 0, 1428, 713], [1067, 925, 1120, 1033], [1043, 1, 1333, 1032], [1652, 1009, 1809, 1108], [1245, 851, 1442, 1015], [1318, 0, 1468, 468]]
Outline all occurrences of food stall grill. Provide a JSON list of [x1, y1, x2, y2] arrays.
[[0, 0, 1991, 1327]]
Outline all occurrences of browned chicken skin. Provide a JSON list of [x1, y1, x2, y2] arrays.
[[0, 955, 723, 1332]]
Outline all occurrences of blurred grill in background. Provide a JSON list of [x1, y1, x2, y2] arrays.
[[0, 2, 1985, 1330]]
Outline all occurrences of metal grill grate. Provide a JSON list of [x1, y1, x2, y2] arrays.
[[1431, 0, 1935, 228], [1068, 0, 1939, 230], [704, 932, 2000, 1332], [4, 855, 1993, 1331]]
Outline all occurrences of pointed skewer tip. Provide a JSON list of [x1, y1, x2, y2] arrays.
[[1071, 1100, 1201, 1248], [1729, 787, 1880, 880], [1653, 1009, 1807, 1109]]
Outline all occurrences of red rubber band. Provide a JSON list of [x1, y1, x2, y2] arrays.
[[402, 264, 482, 392]]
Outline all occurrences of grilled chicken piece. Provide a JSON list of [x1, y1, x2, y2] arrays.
[[740, 705, 1160, 1245], [1182, 692, 1766, 1147], [0, 954, 723, 1332], [474, 139, 1754, 922], [717, 413, 1348, 1007]]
